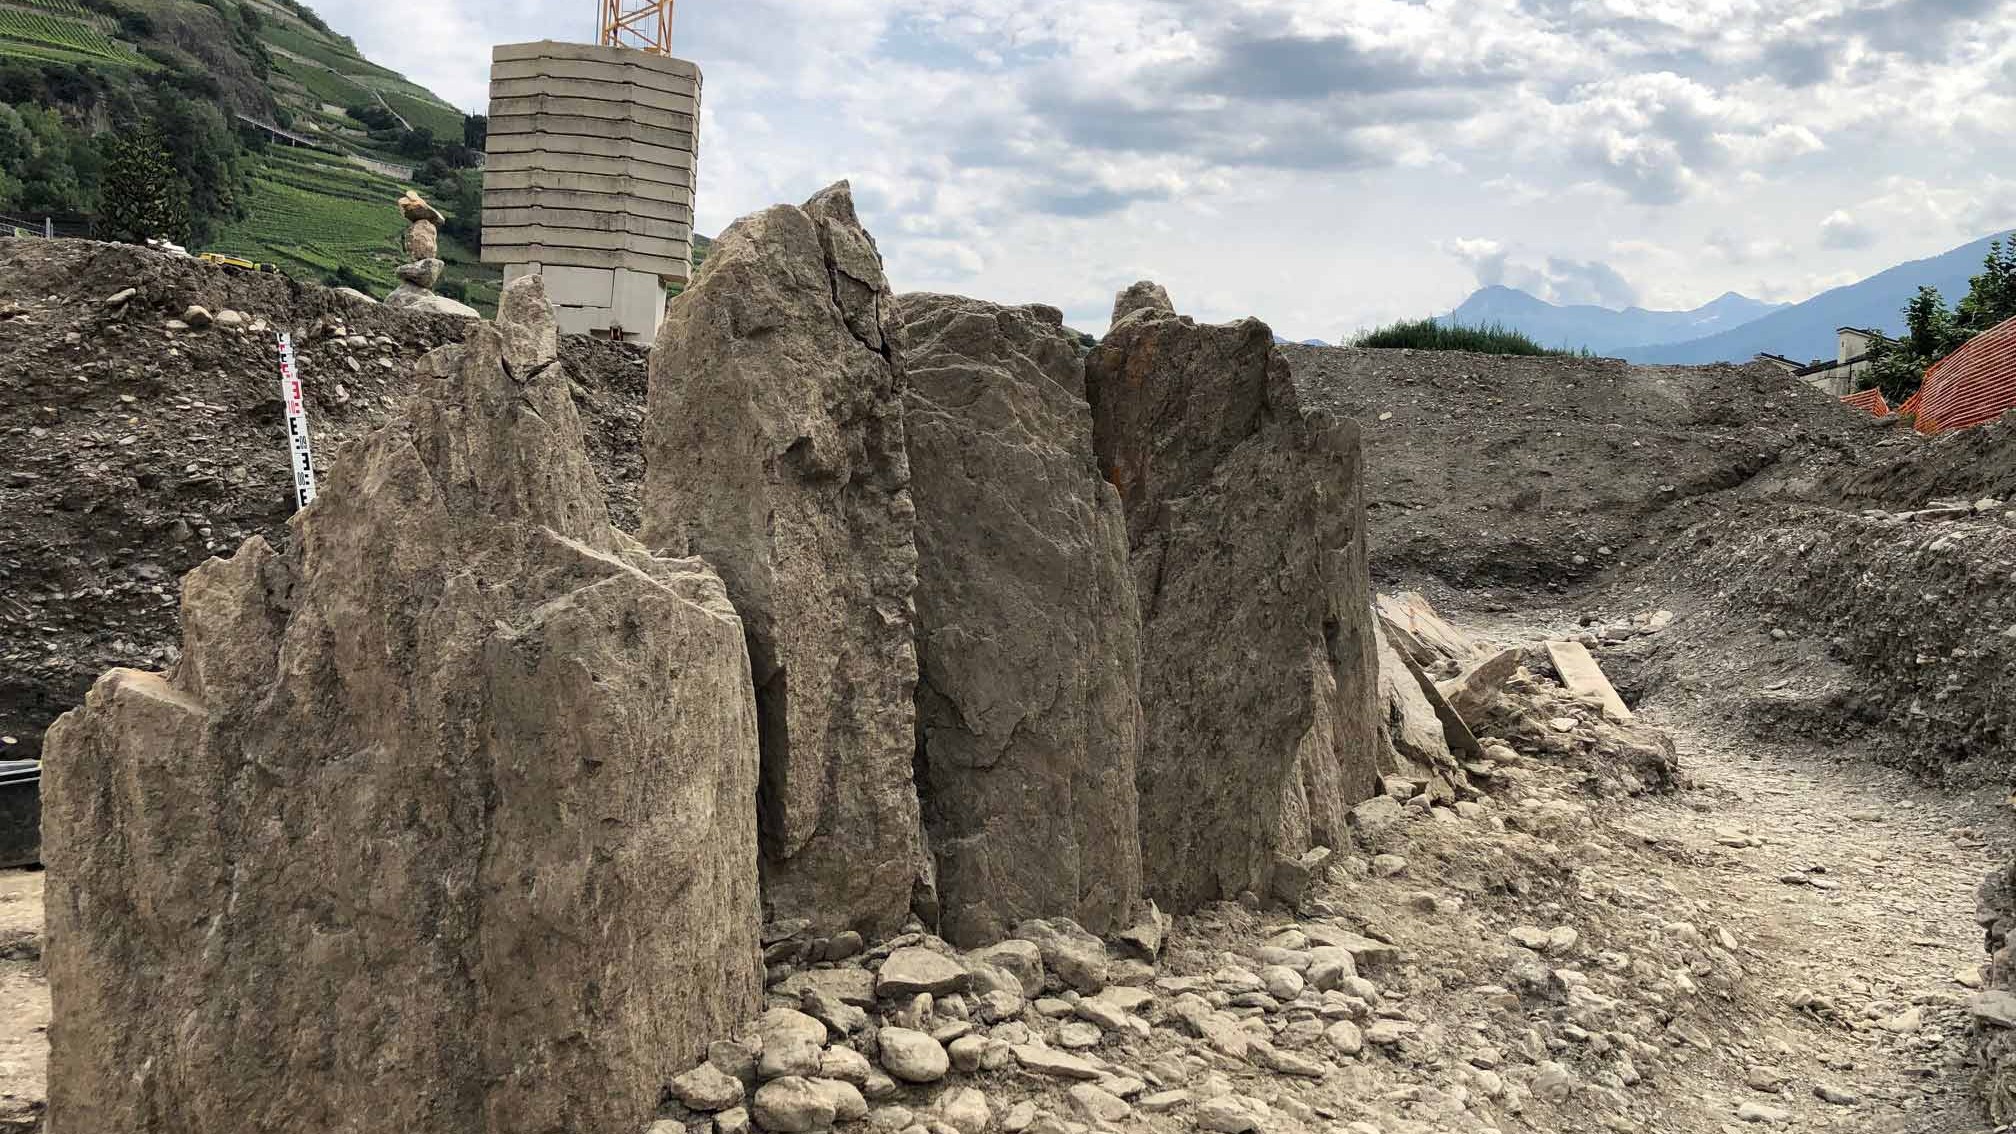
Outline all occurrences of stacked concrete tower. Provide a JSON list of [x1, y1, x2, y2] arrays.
[[482, 39, 701, 341]]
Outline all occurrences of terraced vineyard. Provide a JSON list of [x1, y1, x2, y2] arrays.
[[379, 91, 463, 141], [0, 2, 146, 66]]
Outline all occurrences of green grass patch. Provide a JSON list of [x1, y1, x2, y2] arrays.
[[1350, 317, 1587, 357]]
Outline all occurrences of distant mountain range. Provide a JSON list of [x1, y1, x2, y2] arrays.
[[1433, 231, 2015, 365], [1446, 287, 1787, 356], [1623, 232, 2013, 364]]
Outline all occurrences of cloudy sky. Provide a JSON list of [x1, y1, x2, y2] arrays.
[[317, 0, 2016, 339]]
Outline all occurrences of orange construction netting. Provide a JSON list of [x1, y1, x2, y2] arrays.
[[1839, 387, 1890, 417], [1911, 315, 2016, 434]]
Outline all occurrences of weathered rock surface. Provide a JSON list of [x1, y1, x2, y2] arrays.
[[896, 291, 1143, 946], [1085, 283, 1380, 910], [41, 276, 764, 1134], [644, 181, 924, 937], [383, 282, 479, 318]]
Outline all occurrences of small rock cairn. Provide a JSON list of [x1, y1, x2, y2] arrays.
[[395, 189, 445, 295]]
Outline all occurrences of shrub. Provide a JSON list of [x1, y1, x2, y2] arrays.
[[1350, 317, 1581, 357]]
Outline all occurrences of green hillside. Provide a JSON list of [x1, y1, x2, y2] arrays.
[[0, 0, 494, 309]]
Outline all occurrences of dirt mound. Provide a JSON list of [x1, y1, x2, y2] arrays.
[[1824, 410, 2016, 508], [1597, 498, 2016, 785], [0, 237, 647, 761], [1281, 345, 1880, 591]]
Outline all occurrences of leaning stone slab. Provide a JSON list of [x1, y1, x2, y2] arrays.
[[1438, 647, 1523, 725], [41, 277, 764, 1134], [1545, 639, 1633, 721], [644, 181, 924, 937]]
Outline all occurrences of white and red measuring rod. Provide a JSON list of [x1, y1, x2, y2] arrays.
[[276, 332, 318, 511]]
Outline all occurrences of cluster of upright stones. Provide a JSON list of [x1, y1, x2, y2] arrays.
[[40, 182, 1386, 1132]]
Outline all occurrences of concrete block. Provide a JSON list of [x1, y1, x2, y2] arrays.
[[485, 112, 695, 153], [490, 55, 703, 96], [484, 225, 690, 259], [488, 77, 695, 117], [492, 39, 701, 83], [509, 263, 615, 308], [483, 206, 690, 241], [482, 40, 701, 338], [481, 243, 689, 281], [481, 141, 697, 189], [610, 269, 666, 334], [486, 150, 693, 186], [553, 304, 617, 338], [481, 179, 694, 216], [487, 90, 700, 132], [488, 132, 695, 171]]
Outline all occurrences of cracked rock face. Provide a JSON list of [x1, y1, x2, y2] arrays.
[[1086, 286, 1380, 911], [644, 181, 925, 938], [897, 292, 1144, 947], [41, 275, 764, 1134]]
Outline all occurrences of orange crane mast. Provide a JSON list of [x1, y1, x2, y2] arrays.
[[600, 0, 675, 55]]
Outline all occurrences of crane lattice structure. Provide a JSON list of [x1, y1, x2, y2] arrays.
[[600, 0, 674, 55]]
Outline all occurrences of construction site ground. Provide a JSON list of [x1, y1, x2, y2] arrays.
[[5, 239, 2016, 1132], [0, 602, 2006, 1133]]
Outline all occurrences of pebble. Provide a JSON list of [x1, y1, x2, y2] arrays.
[[879, 1027, 951, 1082], [879, 947, 971, 997], [1065, 1084, 1129, 1123], [1736, 1100, 1791, 1124], [1195, 1096, 1260, 1133], [670, 1061, 745, 1111], [1880, 1007, 1923, 1034], [1055, 1022, 1102, 1049], [1000, 1101, 1036, 1132], [937, 1086, 990, 1134], [757, 1009, 828, 1079], [752, 1076, 837, 1133]]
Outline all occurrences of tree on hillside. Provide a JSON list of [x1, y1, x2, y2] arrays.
[[1903, 285, 1958, 357], [97, 124, 189, 245], [0, 102, 101, 216], [1861, 335, 1924, 406], [1957, 239, 2016, 335]]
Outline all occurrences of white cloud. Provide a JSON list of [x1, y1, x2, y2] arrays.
[[300, 0, 2016, 335], [1818, 209, 1877, 250]]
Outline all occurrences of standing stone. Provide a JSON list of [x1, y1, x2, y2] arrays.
[[1085, 283, 1380, 912], [644, 181, 924, 937], [41, 276, 765, 1134], [896, 292, 1143, 946]]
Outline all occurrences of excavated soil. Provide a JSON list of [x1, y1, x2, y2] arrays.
[[0, 238, 648, 761], [1281, 345, 1880, 592]]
